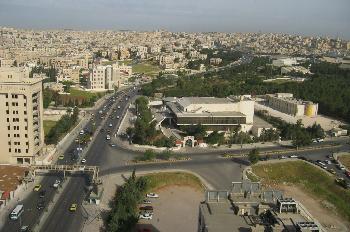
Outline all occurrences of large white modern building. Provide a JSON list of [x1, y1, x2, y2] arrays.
[[166, 96, 254, 132], [0, 67, 44, 164], [88, 62, 132, 91]]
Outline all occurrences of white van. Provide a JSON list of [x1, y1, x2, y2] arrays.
[[10, 204, 24, 220]]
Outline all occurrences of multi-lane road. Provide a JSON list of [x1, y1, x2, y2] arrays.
[[2, 86, 349, 232]]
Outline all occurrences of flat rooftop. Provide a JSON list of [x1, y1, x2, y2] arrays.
[[200, 200, 250, 232], [167, 102, 246, 117], [177, 97, 233, 107]]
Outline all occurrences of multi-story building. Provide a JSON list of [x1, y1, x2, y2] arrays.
[[88, 62, 132, 91], [265, 93, 318, 117], [0, 67, 44, 164], [165, 96, 254, 132]]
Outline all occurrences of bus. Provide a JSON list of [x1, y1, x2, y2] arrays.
[[10, 204, 24, 220]]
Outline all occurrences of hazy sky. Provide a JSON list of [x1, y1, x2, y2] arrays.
[[0, 0, 349, 39]]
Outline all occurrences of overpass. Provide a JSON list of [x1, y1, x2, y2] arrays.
[[27, 164, 101, 184]]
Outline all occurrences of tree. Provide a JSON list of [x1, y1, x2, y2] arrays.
[[205, 131, 225, 145], [248, 148, 260, 165], [143, 149, 156, 161]]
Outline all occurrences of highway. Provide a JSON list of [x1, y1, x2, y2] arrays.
[[1, 87, 138, 232], [2, 85, 349, 232]]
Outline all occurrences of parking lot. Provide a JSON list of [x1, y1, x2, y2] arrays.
[[136, 186, 204, 232]]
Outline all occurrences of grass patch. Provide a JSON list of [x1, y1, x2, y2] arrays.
[[144, 172, 205, 192], [246, 172, 260, 182], [69, 88, 102, 98], [132, 62, 161, 76], [43, 120, 57, 136], [339, 154, 350, 170], [252, 161, 350, 221]]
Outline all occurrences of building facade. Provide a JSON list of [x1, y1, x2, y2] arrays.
[[166, 96, 254, 132], [0, 67, 44, 164], [266, 93, 318, 117]]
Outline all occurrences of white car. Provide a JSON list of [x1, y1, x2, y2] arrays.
[[53, 180, 61, 188], [109, 123, 113, 127], [139, 213, 153, 220], [146, 193, 159, 198], [289, 155, 298, 158], [79, 130, 84, 135], [77, 147, 83, 151], [280, 156, 287, 159], [117, 106, 121, 109], [81, 158, 86, 164], [106, 135, 111, 140], [325, 160, 332, 165], [116, 116, 120, 119]]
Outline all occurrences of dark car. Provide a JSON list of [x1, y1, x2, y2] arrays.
[[39, 190, 46, 198], [37, 201, 45, 210]]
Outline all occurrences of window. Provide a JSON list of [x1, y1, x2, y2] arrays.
[[6, 102, 8, 106], [8, 134, 10, 137], [26, 149, 28, 153], [6, 110, 9, 114], [24, 111, 27, 115], [8, 141, 11, 145], [9, 148, 11, 152], [7, 126, 10, 130], [25, 134, 28, 138], [7, 118, 9, 122]]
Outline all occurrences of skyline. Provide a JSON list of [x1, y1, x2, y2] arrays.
[[0, 0, 349, 39]]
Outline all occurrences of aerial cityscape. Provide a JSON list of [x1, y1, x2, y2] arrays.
[[0, 1, 350, 232]]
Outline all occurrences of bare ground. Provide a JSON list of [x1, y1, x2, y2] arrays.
[[278, 185, 350, 232]]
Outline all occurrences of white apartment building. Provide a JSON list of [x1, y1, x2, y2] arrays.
[[0, 67, 44, 164], [88, 63, 132, 91], [272, 58, 298, 67]]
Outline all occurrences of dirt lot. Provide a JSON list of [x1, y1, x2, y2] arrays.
[[0, 165, 27, 192], [136, 185, 204, 232], [279, 185, 349, 232], [339, 154, 350, 170]]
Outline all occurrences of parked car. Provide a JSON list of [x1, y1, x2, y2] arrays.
[[143, 200, 151, 204], [345, 171, 350, 178], [58, 155, 64, 160], [328, 169, 336, 175], [20, 226, 30, 232], [81, 158, 87, 164], [289, 155, 298, 158], [140, 206, 153, 211], [335, 177, 350, 189], [146, 193, 159, 198], [139, 213, 153, 220], [106, 135, 111, 140], [109, 123, 113, 127], [79, 130, 84, 135], [325, 160, 332, 165]]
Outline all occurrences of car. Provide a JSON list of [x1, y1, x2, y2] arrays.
[[316, 138, 324, 142], [335, 177, 350, 189], [39, 190, 46, 198], [20, 226, 30, 232], [140, 205, 153, 211], [280, 156, 287, 159], [37, 201, 45, 210], [289, 155, 298, 158], [139, 213, 153, 220], [33, 184, 41, 192], [100, 128, 105, 132], [110, 143, 117, 147], [106, 135, 111, 140], [116, 116, 120, 119], [143, 200, 151, 204], [77, 147, 83, 152], [328, 169, 336, 175], [79, 130, 84, 135], [345, 171, 350, 178], [75, 138, 79, 143], [69, 203, 77, 212], [318, 161, 326, 166], [146, 193, 159, 198], [117, 106, 121, 109], [53, 180, 61, 188], [58, 155, 64, 160], [109, 123, 113, 127], [81, 158, 86, 164], [337, 164, 346, 171]]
